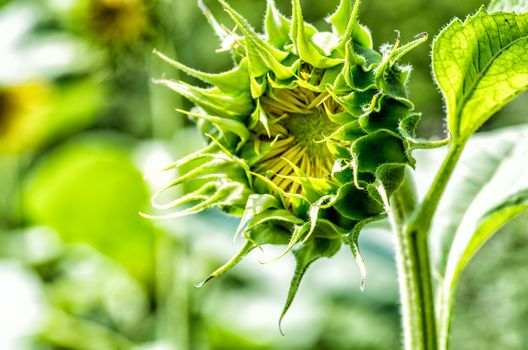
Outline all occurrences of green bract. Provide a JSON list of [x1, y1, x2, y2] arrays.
[[152, 0, 426, 322]]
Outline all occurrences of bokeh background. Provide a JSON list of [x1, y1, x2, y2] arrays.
[[1, 0, 528, 349]]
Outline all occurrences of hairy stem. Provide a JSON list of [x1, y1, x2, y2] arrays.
[[389, 169, 437, 350], [409, 137, 451, 150], [409, 141, 466, 235], [402, 139, 466, 350]]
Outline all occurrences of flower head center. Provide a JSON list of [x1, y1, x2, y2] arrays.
[[253, 83, 341, 195], [281, 108, 336, 158]]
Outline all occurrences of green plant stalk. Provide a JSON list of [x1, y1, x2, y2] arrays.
[[400, 139, 466, 350], [389, 169, 437, 350], [410, 140, 466, 350], [409, 140, 466, 236]]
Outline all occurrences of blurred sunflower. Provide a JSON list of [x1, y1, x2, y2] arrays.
[[0, 79, 105, 156], [86, 0, 149, 46], [151, 0, 426, 319], [0, 82, 52, 155]]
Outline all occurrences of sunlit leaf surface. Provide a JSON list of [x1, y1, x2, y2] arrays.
[[433, 10, 528, 141]]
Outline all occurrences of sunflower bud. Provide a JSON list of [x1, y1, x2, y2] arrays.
[[152, 0, 426, 322], [71, 0, 150, 48]]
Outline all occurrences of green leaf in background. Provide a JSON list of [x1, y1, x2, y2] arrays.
[[432, 9, 528, 141], [46, 78, 106, 141], [22, 133, 155, 284], [420, 126, 528, 350]]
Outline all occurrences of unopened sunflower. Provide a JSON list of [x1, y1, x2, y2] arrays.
[[151, 0, 426, 320]]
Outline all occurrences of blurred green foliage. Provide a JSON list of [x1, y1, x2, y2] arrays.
[[22, 134, 156, 284], [0, 0, 527, 349], [450, 213, 528, 349]]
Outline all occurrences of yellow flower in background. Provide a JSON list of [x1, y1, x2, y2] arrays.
[[0, 82, 52, 155], [0, 79, 105, 156], [86, 0, 149, 45]]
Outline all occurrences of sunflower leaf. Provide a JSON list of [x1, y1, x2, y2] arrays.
[[488, 0, 528, 13], [432, 10, 528, 141]]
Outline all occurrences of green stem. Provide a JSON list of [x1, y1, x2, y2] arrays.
[[408, 141, 465, 235], [409, 137, 451, 150], [403, 139, 467, 350], [389, 170, 437, 350]]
